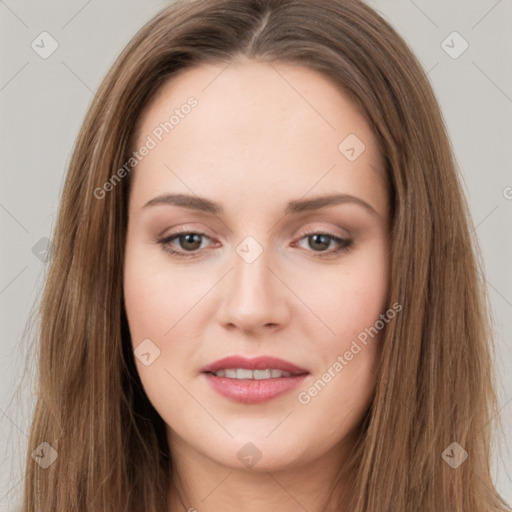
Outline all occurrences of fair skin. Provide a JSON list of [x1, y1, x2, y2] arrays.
[[123, 58, 390, 511]]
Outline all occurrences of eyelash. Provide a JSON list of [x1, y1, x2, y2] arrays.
[[154, 230, 353, 259]]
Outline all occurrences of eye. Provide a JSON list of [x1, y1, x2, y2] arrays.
[[295, 232, 353, 257], [155, 230, 353, 259], [156, 231, 215, 258]]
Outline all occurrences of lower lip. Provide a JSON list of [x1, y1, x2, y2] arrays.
[[203, 373, 308, 404]]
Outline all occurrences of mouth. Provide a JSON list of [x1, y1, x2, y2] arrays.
[[207, 368, 298, 379], [201, 355, 310, 404]]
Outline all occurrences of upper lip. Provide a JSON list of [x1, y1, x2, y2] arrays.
[[201, 356, 309, 375]]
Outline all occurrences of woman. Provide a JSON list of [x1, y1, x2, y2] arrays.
[[22, 0, 511, 510]]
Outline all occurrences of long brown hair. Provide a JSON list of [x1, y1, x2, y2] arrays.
[[21, 0, 510, 510]]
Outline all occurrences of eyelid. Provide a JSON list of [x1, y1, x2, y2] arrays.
[[155, 222, 215, 239], [158, 222, 350, 245], [295, 223, 351, 239]]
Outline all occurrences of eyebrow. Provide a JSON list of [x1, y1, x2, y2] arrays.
[[142, 193, 379, 217]]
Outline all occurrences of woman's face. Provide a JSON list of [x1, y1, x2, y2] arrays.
[[124, 59, 390, 472]]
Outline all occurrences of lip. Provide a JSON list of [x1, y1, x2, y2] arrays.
[[201, 355, 310, 404], [201, 355, 309, 375]]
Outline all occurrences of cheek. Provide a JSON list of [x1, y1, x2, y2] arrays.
[[297, 238, 389, 351], [292, 238, 388, 413], [293, 261, 388, 451], [123, 248, 203, 422], [123, 241, 203, 342], [123, 242, 199, 386], [123, 270, 176, 340]]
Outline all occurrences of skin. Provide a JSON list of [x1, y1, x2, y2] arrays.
[[123, 57, 390, 512]]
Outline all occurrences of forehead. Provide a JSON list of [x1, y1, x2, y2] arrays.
[[130, 59, 386, 215]]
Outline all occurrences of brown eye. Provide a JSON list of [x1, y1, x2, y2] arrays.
[[157, 231, 212, 258], [296, 232, 353, 258], [177, 233, 203, 251], [308, 234, 332, 251]]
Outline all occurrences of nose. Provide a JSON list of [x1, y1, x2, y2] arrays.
[[217, 243, 291, 335]]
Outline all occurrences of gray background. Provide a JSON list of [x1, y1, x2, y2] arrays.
[[1, 0, 511, 509]]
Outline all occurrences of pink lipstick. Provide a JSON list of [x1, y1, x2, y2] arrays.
[[201, 355, 309, 404]]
